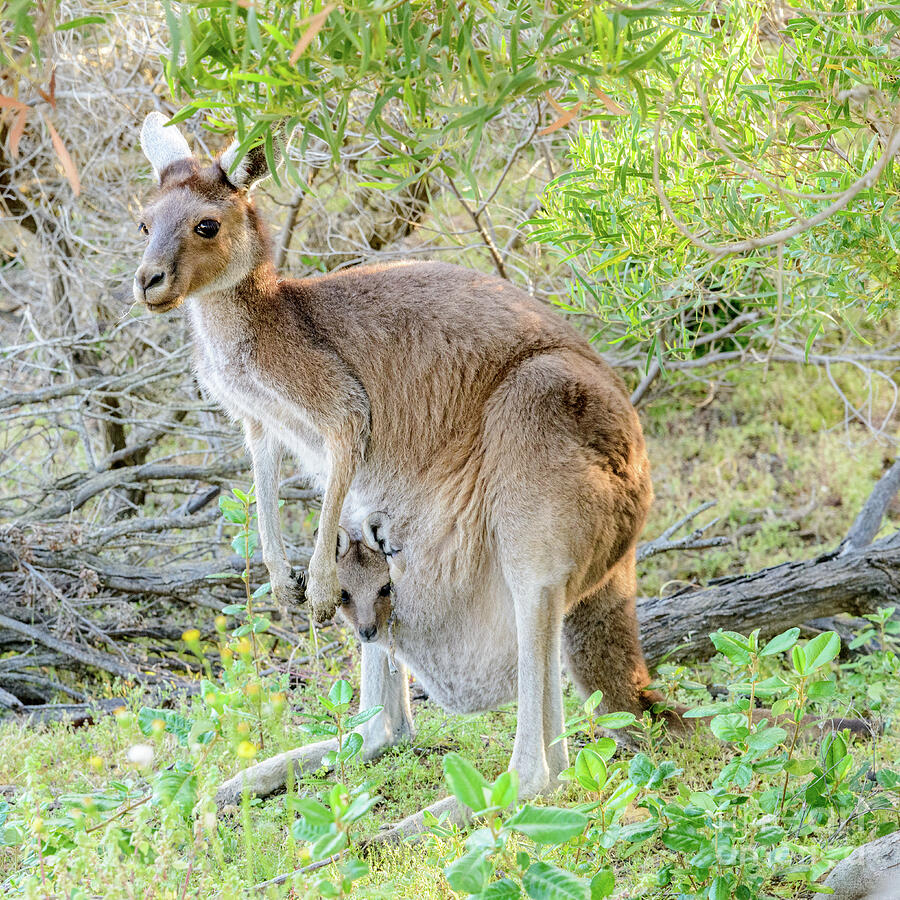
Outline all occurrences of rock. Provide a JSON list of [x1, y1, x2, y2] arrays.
[[824, 831, 900, 899]]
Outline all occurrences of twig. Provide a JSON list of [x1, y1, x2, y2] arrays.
[[636, 500, 730, 563], [652, 111, 900, 258], [253, 853, 344, 890]]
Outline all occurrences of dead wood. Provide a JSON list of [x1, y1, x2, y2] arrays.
[[638, 531, 900, 665]]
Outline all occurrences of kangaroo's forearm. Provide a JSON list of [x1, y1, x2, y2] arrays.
[[244, 420, 288, 575]]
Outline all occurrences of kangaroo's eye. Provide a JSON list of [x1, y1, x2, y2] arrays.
[[194, 219, 220, 238], [378, 584, 392, 598], [138, 222, 149, 236], [340, 590, 351, 605]]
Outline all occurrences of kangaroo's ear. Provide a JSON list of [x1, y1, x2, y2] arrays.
[[362, 511, 400, 557], [336, 526, 351, 560], [140, 112, 192, 183], [219, 123, 288, 191]]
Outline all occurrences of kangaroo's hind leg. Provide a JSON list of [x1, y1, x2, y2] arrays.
[[563, 549, 683, 738], [215, 642, 413, 807]]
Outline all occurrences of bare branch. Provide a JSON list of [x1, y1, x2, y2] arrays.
[[636, 501, 730, 563], [840, 458, 900, 555]]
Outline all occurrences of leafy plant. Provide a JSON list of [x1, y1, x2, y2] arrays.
[[534, 2, 900, 366]]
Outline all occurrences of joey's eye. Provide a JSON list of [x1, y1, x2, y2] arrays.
[[194, 219, 220, 238], [340, 590, 351, 605], [378, 584, 392, 598], [138, 222, 149, 236]]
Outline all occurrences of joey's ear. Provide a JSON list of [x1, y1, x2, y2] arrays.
[[140, 112, 193, 183], [336, 526, 351, 560], [362, 511, 400, 557], [219, 124, 287, 191]]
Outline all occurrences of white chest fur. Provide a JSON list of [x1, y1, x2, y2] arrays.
[[188, 301, 332, 490]]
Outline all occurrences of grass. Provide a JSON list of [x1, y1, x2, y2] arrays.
[[1, 362, 898, 898]]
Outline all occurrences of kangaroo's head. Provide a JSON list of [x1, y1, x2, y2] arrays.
[[334, 513, 402, 644], [133, 113, 276, 313]]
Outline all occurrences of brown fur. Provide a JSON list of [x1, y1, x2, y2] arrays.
[[136, 120, 660, 813]]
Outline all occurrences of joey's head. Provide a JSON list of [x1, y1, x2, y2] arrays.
[[334, 513, 402, 645], [133, 112, 279, 313]]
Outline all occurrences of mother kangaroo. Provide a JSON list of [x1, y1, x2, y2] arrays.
[[134, 114, 663, 834]]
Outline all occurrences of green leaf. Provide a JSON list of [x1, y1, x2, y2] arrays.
[[491, 770, 519, 809], [683, 703, 741, 718], [823, 732, 848, 773], [446, 850, 490, 895], [345, 706, 383, 729], [619, 819, 658, 843], [443, 753, 489, 814], [311, 829, 348, 860], [472, 879, 521, 900], [707, 875, 731, 900], [756, 824, 785, 845], [592, 711, 636, 729], [875, 769, 900, 790], [747, 726, 787, 754], [523, 861, 589, 900], [343, 792, 380, 823], [590, 868, 614, 899], [616, 29, 676, 76], [57, 15, 107, 31], [785, 757, 817, 776], [804, 632, 841, 672], [328, 679, 353, 707], [710, 631, 753, 666], [153, 768, 197, 819], [710, 713, 750, 743], [660, 825, 701, 853], [574, 748, 608, 792], [291, 797, 333, 827], [628, 753, 653, 786], [760, 627, 800, 657], [506, 805, 589, 844], [137, 707, 193, 746]]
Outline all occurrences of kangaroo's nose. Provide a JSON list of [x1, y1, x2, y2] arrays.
[[139, 268, 166, 295], [359, 624, 377, 642]]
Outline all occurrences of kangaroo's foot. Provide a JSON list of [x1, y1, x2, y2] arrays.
[[215, 738, 338, 808]]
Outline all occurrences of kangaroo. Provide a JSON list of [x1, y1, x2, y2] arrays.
[[333, 516, 403, 648], [134, 113, 664, 836]]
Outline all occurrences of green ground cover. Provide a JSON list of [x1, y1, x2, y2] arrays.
[[1, 364, 898, 899]]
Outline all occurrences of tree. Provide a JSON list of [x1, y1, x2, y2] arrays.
[[533, 2, 900, 378]]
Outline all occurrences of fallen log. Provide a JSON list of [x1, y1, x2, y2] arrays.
[[637, 531, 900, 666], [638, 457, 900, 665]]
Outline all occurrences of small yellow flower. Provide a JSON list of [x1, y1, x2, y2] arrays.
[[88, 755, 104, 772], [237, 741, 257, 760], [236, 721, 251, 736], [236, 638, 252, 657], [31, 817, 44, 836], [214, 615, 228, 633], [182, 628, 201, 645], [270, 692, 286, 712], [151, 718, 166, 736], [245, 682, 261, 699]]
